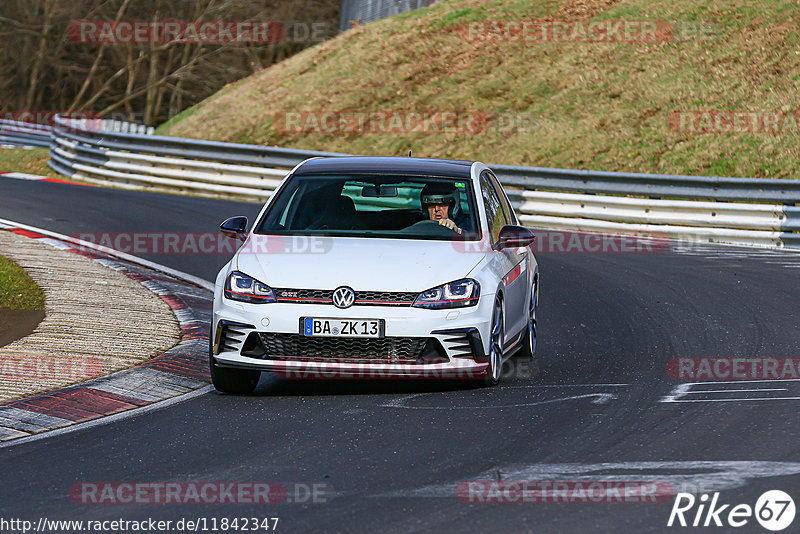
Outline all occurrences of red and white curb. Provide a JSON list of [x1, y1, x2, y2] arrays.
[[0, 170, 89, 186], [0, 222, 213, 442]]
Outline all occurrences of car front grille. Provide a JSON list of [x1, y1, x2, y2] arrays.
[[253, 332, 428, 364], [272, 288, 416, 307]]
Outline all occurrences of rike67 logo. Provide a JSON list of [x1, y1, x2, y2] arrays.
[[668, 490, 795, 531]]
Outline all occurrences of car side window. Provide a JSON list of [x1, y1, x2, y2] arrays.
[[489, 172, 517, 225], [480, 173, 508, 244]]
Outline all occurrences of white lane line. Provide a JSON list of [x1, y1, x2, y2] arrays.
[[673, 247, 800, 259], [741, 253, 798, 257], [676, 251, 800, 264], [0, 385, 214, 449], [0, 217, 214, 291], [380, 392, 618, 410], [686, 388, 788, 394], [382, 461, 800, 499], [501, 383, 629, 389], [666, 397, 800, 403], [688, 379, 800, 384], [661, 379, 800, 403]]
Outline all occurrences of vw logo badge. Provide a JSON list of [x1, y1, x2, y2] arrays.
[[332, 286, 355, 309]]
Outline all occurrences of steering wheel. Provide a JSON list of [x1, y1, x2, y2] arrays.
[[403, 219, 459, 236]]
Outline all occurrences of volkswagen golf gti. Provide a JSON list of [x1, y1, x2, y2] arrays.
[[210, 156, 538, 393]]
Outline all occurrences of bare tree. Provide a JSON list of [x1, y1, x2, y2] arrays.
[[0, 0, 340, 124]]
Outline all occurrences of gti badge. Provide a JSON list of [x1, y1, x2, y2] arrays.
[[332, 286, 355, 309]]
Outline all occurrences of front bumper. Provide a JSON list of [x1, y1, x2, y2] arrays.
[[211, 294, 494, 379], [212, 354, 490, 379]]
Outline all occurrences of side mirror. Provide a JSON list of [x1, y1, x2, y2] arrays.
[[220, 216, 248, 241], [495, 225, 535, 250]]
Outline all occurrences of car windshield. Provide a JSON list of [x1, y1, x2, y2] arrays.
[[255, 174, 480, 241]]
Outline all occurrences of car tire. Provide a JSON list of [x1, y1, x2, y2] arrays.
[[482, 296, 504, 387], [518, 278, 538, 361], [209, 335, 260, 394]]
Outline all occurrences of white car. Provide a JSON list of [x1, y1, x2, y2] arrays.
[[210, 157, 538, 392]]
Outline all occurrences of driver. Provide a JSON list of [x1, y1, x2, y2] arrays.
[[420, 182, 464, 235]]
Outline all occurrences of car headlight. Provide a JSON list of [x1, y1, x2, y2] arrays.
[[224, 271, 276, 304], [412, 279, 480, 309]]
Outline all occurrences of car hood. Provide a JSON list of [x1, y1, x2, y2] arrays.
[[234, 235, 485, 292]]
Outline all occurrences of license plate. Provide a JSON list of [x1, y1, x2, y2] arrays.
[[302, 318, 383, 338]]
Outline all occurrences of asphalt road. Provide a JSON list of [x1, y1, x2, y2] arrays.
[[1, 178, 800, 533]]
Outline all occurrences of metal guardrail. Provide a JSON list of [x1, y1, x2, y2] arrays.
[[493, 165, 800, 204], [48, 114, 347, 200], [4, 115, 799, 249], [509, 190, 791, 248], [0, 119, 53, 148]]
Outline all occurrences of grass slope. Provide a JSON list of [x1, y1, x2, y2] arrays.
[[0, 147, 57, 178], [0, 253, 45, 310], [158, 0, 800, 178]]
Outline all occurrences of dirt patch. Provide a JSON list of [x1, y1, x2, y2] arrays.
[[0, 308, 44, 348], [556, 0, 621, 18]]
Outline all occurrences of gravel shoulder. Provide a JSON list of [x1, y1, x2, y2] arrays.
[[0, 230, 181, 402]]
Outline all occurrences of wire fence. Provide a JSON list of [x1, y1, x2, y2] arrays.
[[339, 0, 440, 31]]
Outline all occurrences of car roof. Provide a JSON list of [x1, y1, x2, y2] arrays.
[[293, 156, 475, 178]]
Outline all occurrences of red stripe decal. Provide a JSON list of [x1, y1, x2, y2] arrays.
[[503, 262, 524, 286]]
